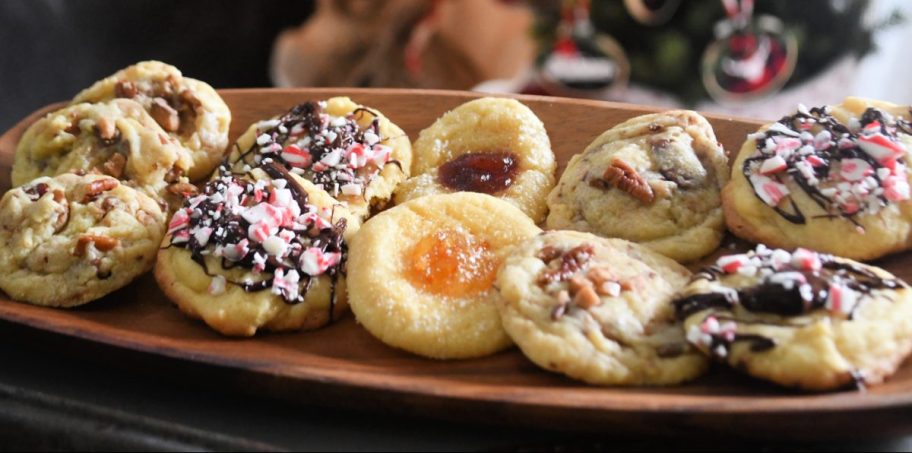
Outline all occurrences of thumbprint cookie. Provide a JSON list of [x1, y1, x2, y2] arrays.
[[496, 231, 707, 386], [226, 97, 412, 219], [347, 192, 541, 359], [154, 165, 360, 336], [546, 110, 728, 262], [72, 60, 231, 181], [13, 99, 195, 208], [674, 245, 912, 391], [393, 97, 556, 223], [0, 173, 165, 307], [723, 97, 912, 260]]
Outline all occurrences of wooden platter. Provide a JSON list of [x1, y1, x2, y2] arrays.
[[1, 88, 911, 440]]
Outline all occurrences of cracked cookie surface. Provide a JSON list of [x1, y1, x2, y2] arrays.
[[72, 60, 231, 181], [0, 173, 165, 307], [13, 99, 195, 208], [546, 110, 728, 262], [496, 230, 707, 386]]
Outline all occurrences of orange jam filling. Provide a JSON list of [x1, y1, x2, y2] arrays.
[[405, 229, 497, 297]]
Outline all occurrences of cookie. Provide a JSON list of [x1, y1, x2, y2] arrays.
[[674, 245, 912, 391], [496, 230, 707, 386], [723, 98, 912, 260], [393, 97, 555, 223], [155, 165, 360, 336], [225, 97, 411, 219], [12, 99, 195, 207], [546, 110, 728, 262], [0, 173, 165, 307], [347, 192, 541, 359], [72, 60, 231, 181]]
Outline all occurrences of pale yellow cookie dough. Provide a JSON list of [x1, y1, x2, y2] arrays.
[[723, 97, 912, 260], [13, 99, 194, 207], [547, 110, 728, 262], [227, 96, 411, 219], [496, 230, 707, 386], [347, 192, 541, 359], [155, 169, 360, 337], [72, 60, 231, 181], [393, 97, 556, 223], [0, 173, 165, 307]]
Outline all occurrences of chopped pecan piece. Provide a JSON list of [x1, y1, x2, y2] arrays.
[[164, 168, 184, 184], [536, 245, 562, 263], [179, 89, 202, 110], [573, 285, 601, 309], [114, 80, 138, 98], [102, 153, 127, 179], [150, 97, 180, 132], [80, 179, 119, 203], [167, 182, 199, 197], [74, 235, 119, 256], [537, 244, 595, 285], [94, 117, 119, 144], [601, 159, 654, 204]]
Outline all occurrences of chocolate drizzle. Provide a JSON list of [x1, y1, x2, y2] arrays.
[[232, 101, 398, 199], [744, 105, 912, 226], [166, 168, 348, 306], [674, 245, 906, 360]]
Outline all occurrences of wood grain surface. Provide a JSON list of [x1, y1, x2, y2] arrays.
[[0, 88, 910, 440]]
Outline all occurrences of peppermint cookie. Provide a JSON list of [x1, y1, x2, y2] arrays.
[[13, 99, 195, 207], [546, 110, 728, 262], [226, 97, 411, 219], [155, 165, 360, 336], [0, 173, 165, 307], [723, 97, 912, 260], [347, 192, 541, 359], [393, 97, 555, 223], [72, 60, 231, 181], [497, 231, 707, 386], [674, 245, 912, 391]]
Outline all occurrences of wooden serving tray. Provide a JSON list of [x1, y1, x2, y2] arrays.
[[1, 88, 910, 440]]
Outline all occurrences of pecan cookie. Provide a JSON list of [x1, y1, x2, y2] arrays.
[[347, 192, 541, 359], [13, 99, 195, 208], [155, 166, 360, 336], [546, 110, 728, 262], [674, 245, 912, 391], [72, 61, 231, 181], [225, 97, 411, 219], [723, 97, 912, 260], [496, 230, 707, 386], [0, 173, 165, 307], [393, 97, 556, 223]]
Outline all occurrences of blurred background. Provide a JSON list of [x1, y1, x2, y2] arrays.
[[1, 0, 910, 132]]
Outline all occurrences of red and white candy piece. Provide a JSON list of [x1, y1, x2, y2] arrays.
[[717, 254, 750, 274], [281, 145, 312, 168], [750, 174, 790, 207], [299, 247, 342, 276], [826, 282, 858, 316], [759, 155, 787, 175], [791, 248, 821, 271], [839, 158, 873, 182], [858, 133, 905, 164], [208, 275, 226, 296]]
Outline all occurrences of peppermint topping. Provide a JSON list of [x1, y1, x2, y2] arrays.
[[167, 170, 347, 304], [234, 101, 393, 199], [675, 245, 905, 322], [744, 105, 912, 226]]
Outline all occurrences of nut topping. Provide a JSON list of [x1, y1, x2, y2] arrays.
[[74, 235, 119, 256], [114, 80, 138, 98], [94, 117, 118, 143], [167, 182, 199, 197], [102, 153, 127, 179], [80, 179, 119, 203], [601, 158, 655, 204], [150, 97, 180, 132]]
